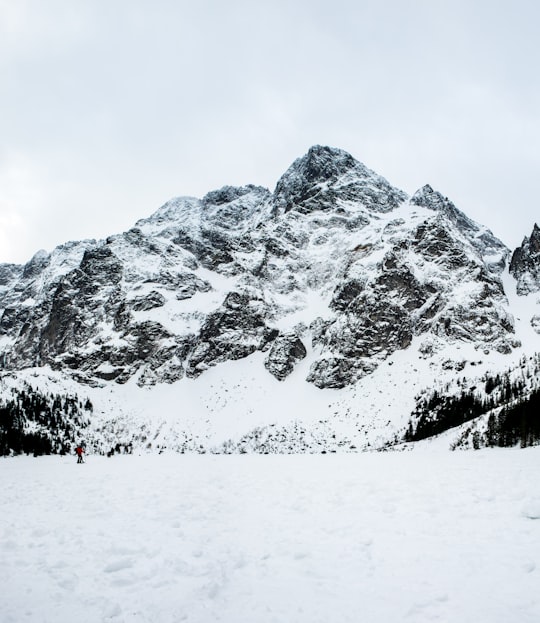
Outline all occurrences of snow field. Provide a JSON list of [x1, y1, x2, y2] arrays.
[[1, 449, 540, 623]]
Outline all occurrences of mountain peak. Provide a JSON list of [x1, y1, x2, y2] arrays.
[[276, 146, 362, 190], [296, 145, 359, 178], [273, 145, 407, 215]]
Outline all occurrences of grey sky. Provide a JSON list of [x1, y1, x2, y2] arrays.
[[1, 0, 539, 264]]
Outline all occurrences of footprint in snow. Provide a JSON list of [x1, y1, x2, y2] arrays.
[[103, 558, 134, 573]]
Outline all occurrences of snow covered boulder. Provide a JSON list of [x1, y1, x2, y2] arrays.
[[264, 333, 307, 380]]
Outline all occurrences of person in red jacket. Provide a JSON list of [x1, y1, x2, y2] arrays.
[[76, 445, 84, 464]]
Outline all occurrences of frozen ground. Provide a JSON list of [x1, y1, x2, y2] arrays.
[[1, 449, 540, 623]]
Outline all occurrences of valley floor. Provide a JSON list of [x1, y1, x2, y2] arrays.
[[1, 449, 540, 623]]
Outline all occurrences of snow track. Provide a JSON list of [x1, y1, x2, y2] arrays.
[[1, 450, 539, 622]]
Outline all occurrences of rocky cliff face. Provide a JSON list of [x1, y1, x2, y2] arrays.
[[0, 146, 522, 390], [510, 224, 540, 295]]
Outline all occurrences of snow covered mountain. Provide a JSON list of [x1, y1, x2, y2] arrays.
[[1, 145, 540, 453]]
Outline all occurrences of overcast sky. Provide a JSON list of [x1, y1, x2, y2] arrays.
[[1, 0, 539, 264]]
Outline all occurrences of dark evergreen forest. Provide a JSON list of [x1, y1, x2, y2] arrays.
[[0, 383, 92, 456], [405, 363, 540, 448], [483, 389, 540, 448]]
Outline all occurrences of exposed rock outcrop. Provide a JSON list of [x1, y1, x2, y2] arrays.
[[510, 224, 540, 294]]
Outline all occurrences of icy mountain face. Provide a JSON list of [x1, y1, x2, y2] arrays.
[[509, 223, 540, 294], [0, 146, 517, 393]]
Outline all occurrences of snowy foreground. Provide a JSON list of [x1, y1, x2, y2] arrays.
[[1, 450, 540, 623]]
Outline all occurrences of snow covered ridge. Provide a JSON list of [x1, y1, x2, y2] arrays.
[[1, 145, 540, 454]]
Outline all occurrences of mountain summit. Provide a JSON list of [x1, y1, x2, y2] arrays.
[[273, 145, 407, 215]]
